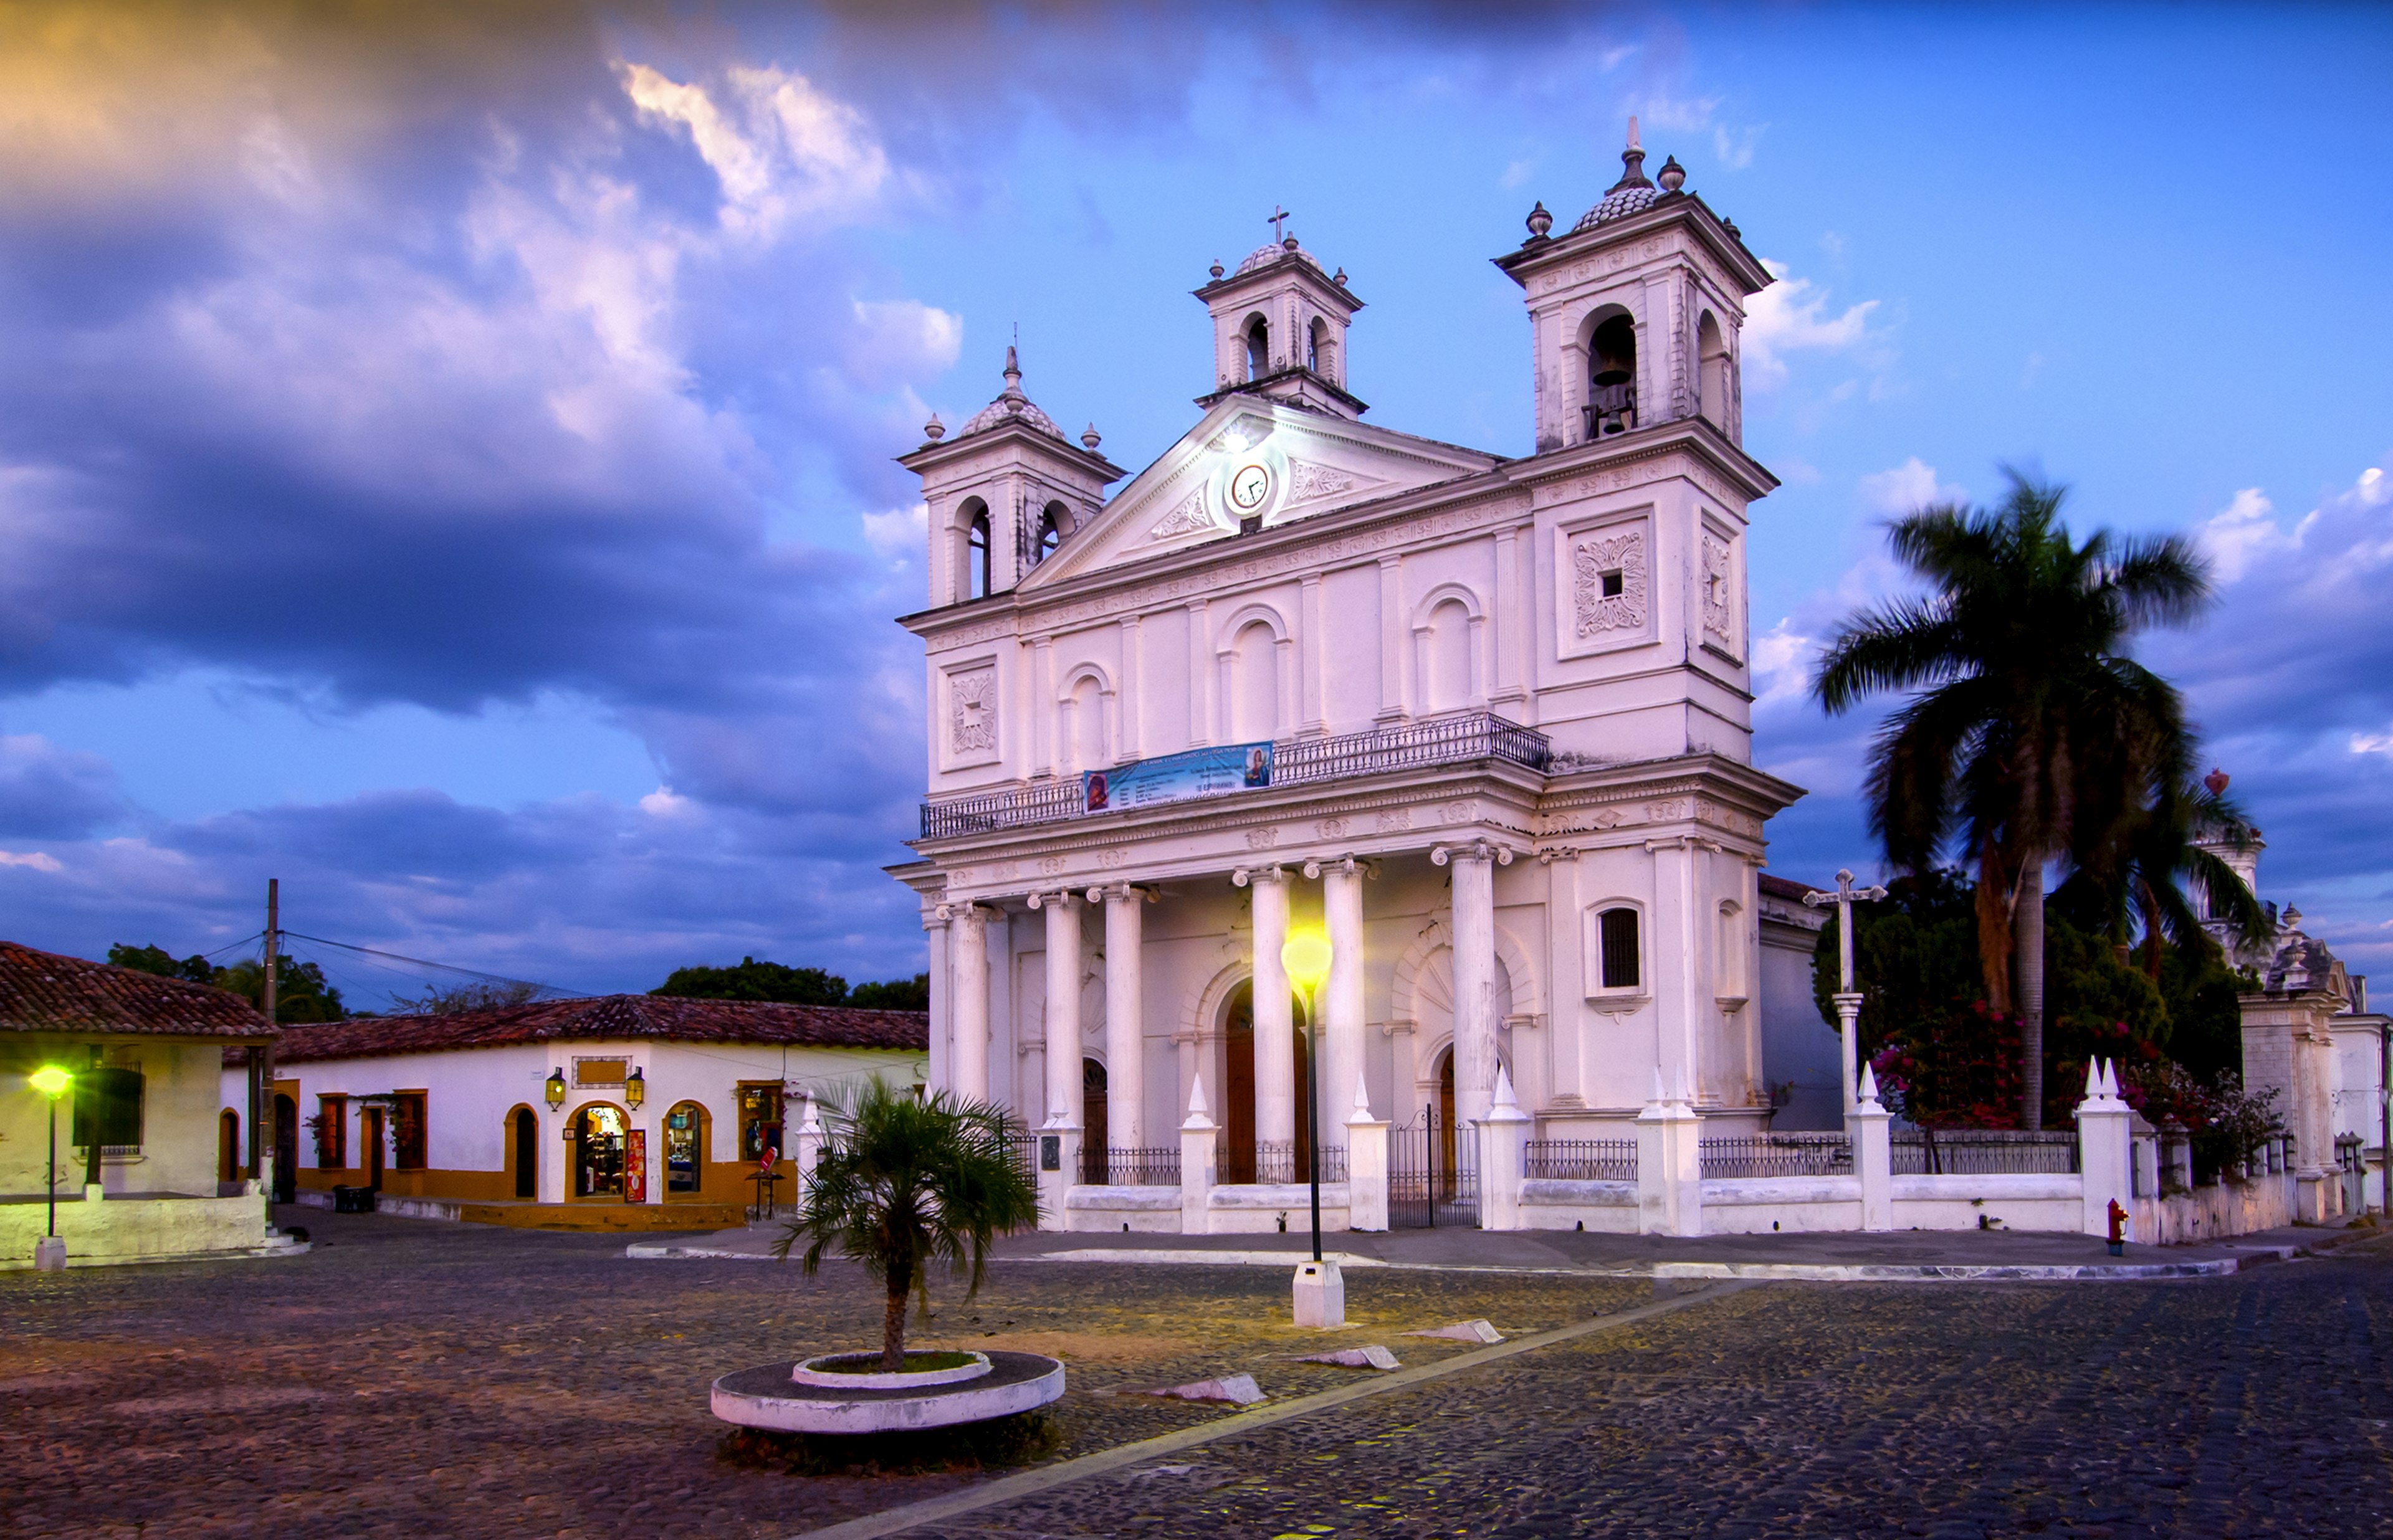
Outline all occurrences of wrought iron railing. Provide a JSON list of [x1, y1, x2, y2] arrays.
[[1080, 1145, 1180, 1187], [1524, 1138, 1637, 1182], [1892, 1129, 2078, 1176], [1699, 1133, 1852, 1179], [1239, 1138, 1348, 1185], [919, 711, 1552, 840]]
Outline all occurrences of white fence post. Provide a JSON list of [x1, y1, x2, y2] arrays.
[[1037, 1117, 1081, 1233], [1344, 1072, 1390, 1233], [1848, 1063, 1893, 1232], [1635, 1071, 1704, 1237], [1478, 1065, 1533, 1232], [2076, 1059, 2133, 1240], [1178, 1077, 1218, 1237]]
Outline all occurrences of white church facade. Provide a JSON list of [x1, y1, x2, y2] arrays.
[[890, 129, 1808, 1220]]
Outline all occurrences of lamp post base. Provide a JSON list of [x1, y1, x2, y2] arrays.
[[34, 1236, 66, 1271], [1293, 1258, 1344, 1328]]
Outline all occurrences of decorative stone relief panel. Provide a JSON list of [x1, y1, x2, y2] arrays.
[[1699, 532, 1737, 652], [1287, 459, 1357, 501], [947, 663, 1000, 765], [1148, 489, 1220, 542], [1570, 528, 1648, 638]]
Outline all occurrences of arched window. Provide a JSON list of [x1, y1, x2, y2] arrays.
[[1079, 1058, 1108, 1182], [1598, 907, 1641, 990], [1423, 598, 1475, 713], [1031, 501, 1066, 567], [664, 1101, 707, 1194], [1307, 316, 1331, 376], [1066, 673, 1107, 772], [1230, 620, 1280, 741], [1587, 310, 1638, 437], [1697, 311, 1729, 428], [1244, 315, 1270, 381], [966, 507, 991, 599]]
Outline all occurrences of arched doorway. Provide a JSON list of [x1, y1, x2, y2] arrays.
[[272, 1094, 297, 1203], [1436, 1048, 1458, 1197], [573, 1105, 626, 1197], [219, 1108, 240, 1186], [1080, 1059, 1107, 1183], [664, 1101, 705, 1195], [512, 1108, 538, 1199], [1219, 979, 1309, 1184]]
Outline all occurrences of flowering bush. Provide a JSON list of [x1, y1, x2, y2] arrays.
[[2122, 1063, 2285, 1181], [1867, 1001, 2025, 1129]]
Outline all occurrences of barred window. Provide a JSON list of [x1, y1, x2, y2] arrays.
[[1598, 908, 1641, 990], [72, 1067, 143, 1151]]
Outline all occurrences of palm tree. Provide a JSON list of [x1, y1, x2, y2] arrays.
[[1813, 469, 2213, 1127], [773, 1079, 1038, 1371], [2061, 774, 2270, 977]]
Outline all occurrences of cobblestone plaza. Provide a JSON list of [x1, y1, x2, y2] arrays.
[[4, 1210, 2388, 1538]]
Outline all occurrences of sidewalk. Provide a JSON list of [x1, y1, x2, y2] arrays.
[[629, 1217, 2383, 1281]]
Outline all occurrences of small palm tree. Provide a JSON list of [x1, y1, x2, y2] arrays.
[[773, 1079, 1038, 1372], [1813, 469, 2213, 1126], [2062, 774, 2270, 977]]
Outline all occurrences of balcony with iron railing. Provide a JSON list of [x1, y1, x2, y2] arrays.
[[919, 711, 1552, 841]]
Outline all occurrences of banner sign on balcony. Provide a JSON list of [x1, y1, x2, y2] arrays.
[[1084, 741, 1272, 814]]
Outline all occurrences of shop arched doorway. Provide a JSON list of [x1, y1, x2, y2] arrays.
[[663, 1101, 707, 1195], [219, 1108, 240, 1186], [573, 1104, 626, 1197], [511, 1107, 538, 1198], [1218, 979, 1309, 1184]]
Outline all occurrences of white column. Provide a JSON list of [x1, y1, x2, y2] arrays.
[[1375, 556, 1405, 723], [1299, 574, 1326, 734], [1034, 891, 1081, 1130], [1239, 865, 1294, 1151], [1103, 884, 1145, 1151], [1118, 614, 1144, 761], [1314, 857, 1365, 1157], [950, 904, 991, 1101], [1436, 842, 1502, 1131], [924, 910, 951, 1095]]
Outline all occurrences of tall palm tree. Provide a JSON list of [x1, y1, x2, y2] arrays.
[[774, 1079, 1039, 1371], [1813, 470, 2214, 1126], [2060, 774, 2270, 977]]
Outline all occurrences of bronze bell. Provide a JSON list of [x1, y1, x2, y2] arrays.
[[1590, 316, 1637, 387]]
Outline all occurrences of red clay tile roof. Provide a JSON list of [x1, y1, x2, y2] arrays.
[[1757, 873, 1823, 901], [0, 941, 275, 1039], [274, 994, 929, 1064]]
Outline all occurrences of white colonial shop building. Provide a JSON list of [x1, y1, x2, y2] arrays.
[[891, 128, 1817, 1232]]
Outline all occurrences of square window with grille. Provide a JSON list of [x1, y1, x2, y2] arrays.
[[72, 1067, 144, 1153]]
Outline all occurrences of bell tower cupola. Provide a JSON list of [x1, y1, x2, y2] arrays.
[[1494, 118, 1774, 454], [899, 345, 1125, 609], [1193, 209, 1367, 420]]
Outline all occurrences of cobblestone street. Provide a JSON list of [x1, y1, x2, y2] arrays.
[[3, 1210, 2388, 1538]]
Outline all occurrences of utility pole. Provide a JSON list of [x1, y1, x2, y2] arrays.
[[251, 880, 280, 1190]]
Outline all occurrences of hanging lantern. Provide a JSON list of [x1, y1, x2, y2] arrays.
[[544, 1067, 567, 1110], [624, 1067, 646, 1110]]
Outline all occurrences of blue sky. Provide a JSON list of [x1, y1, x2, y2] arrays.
[[0, 2, 2387, 1004]]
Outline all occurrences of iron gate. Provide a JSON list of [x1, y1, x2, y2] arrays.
[[1388, 1106, 1478, 1229]]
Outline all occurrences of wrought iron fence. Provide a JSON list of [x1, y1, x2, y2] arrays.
[[1699, 1133, 1853, 1179], [1891, 1129, 2078, 1176], [1081, 1144, 1180, 1187], [919, 711, 1552, 839], [1524, 1138, 1638, 1182], [1388, 1106, 1478, 1227], [1246, 1138, 1347, 1185]]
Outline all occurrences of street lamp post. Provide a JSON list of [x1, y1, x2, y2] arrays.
[[31, 1065, 72, 1271], [1279, 933, 1341, 1328]]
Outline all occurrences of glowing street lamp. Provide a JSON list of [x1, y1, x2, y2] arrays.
[[544, 1068, 567, 1110], [1281, 931, 1332, 1263], [31, 1065, 72, 1247]]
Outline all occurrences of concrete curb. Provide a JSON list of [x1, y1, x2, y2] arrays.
[[1651, 1258, 2240, 1282]]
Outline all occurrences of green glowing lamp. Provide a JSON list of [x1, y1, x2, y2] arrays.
[[30, 1065, 72, 1098]]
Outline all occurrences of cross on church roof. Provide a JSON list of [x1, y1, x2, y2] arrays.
[[1266, 204, 1291, 242]]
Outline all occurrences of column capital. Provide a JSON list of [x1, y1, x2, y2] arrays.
[[1301, 855, 1378, 880], [1026, 888, 1080, 911], [923, 908, 953, 930], [1231, 863, 1287, 887], [1430, 840, 1514, 867], [1086, 882, 1154, 905]]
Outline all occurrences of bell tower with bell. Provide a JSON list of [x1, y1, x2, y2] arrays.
[[1495, 118, 1772, 455]]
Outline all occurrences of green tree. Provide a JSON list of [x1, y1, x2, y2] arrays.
[[846, 973, 931, 1011], [392, 979, 542, 1015], [771, 1079, 1038, 1371], [1812, 469, 2213, 1126], [107, 943, 216, 984], [652, 956, 848, 1005], [215, 955, 347, 1023]]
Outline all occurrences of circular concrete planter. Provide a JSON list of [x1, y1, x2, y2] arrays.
[[790, 1349, 993, 1390], [712, 1350, 1064, 1434]]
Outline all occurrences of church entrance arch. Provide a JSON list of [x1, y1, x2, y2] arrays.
[[1080, 1059, 1107, 1184], [1218, 979, 1309, 1184]]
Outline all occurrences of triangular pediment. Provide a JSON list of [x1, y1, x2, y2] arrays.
[[1020, 399, 1501, 591]]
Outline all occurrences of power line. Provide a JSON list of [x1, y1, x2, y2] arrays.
[[277, 931, 580, 998]]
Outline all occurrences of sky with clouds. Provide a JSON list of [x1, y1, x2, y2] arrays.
[[0, 2, 2387, 1003]]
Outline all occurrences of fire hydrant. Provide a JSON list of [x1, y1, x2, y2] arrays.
[[2106, 1198, 2129, 1256]]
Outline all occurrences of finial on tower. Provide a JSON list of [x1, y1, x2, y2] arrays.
[[1080, 422, 1101, 450], [1608, 115, 1653, 194], [1656, 155, 1685, 192], [1524, 200, 1553, 241], [1001, 342, 1023, 393], [2204, 768, 2230, 797], [922, 411, 945, 442]]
